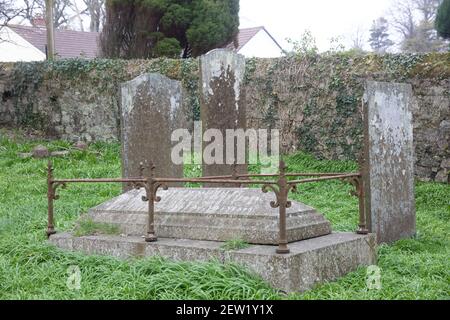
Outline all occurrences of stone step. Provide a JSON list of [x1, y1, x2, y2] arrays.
[[49, 232, 377, 293], [87, 188, 332, 245]]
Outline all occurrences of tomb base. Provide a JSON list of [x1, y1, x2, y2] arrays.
[[50, 232, 377, 293]]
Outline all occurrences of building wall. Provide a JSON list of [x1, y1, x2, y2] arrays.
[[0, 27, 45, 62], [238, 30, 283, 58]]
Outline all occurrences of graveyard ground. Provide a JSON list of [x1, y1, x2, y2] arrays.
[[0, 132, 448, 300]]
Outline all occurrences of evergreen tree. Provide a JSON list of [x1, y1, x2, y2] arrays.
[[436, 0, 450, 39], [369, 17, 394, 53], [100, 0, 239, 59]]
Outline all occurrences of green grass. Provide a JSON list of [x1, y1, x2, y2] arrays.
[[0, 133, 448, 300], [220, 239, 250, 251], [73, 218, 120, 237]]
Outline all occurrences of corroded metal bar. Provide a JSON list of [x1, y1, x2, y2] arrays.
[[232, 163, 242, 188], [357, 178, 369, 235], [46, 161, 67, 237], [288, 173, 361, 185], [181, 172, 358, 181], [356, 154, 369, 235], [153, 178, 276, 185], [276, 161, 290, 254], [53, 178, 146, 183], [286, 172, 356, 177], [145, 163, 157, 242], [192, 175, 234, 180], [46, 161, 56, 237], [135, 162, 169, 243], [237, 172, 355, 178]]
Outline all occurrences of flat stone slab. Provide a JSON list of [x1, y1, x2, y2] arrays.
[[49, 232, 377, 293], [87, 188, 332, 244]]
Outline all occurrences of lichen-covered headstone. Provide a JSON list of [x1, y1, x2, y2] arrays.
[[199, 49, 247, 184], [363, 81, 416, 243], [120, 73, 187, 190]]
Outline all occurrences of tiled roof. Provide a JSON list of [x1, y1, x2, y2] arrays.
[[9, 25, 99, 59], [224, 26, 284, 52]]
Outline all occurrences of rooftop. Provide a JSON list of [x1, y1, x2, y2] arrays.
[[9, 25, 99, 59], [224, 26, 284, 52]]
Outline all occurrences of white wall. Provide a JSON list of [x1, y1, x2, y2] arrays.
[[0, 27, 46, 62], [238, 29, 283, 58]]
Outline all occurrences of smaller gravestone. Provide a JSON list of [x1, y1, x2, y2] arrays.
[[121, 73, 187, 189], [363, 81, 416, 243], [199, 49, 247, 184], [32, 145, 49, 158], [73, 141, 88, 151]]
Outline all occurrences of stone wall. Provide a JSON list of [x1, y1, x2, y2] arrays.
[[0, 59, 199, 142], [244, 54, 449, 183], [0, 53, 448, 182]]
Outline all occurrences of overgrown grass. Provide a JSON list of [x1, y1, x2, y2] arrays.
[[0, 133, 448, 300], [73, 218, 120, 237], [220, 239, 250, 251]]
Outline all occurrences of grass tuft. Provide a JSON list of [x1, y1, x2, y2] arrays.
[[73, 218, 120, 237], [220, 239, 250, 251]]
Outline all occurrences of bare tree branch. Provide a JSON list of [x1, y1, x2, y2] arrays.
[[388, 0, 446, 52], [0, 0, 25, 42], [389, 0, 417, 40], [82, 0, 104, 32], [0, 0, 24, 26]]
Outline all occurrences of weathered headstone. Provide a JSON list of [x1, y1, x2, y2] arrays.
[[120, 73, 187, 189], [363, 81, 416, 243], [199, 49, 247, 183]]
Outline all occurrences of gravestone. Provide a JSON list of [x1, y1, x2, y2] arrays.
[[363, 81, 416, 243], [120, 73, 187, 189], [199, 49, 247, 183]]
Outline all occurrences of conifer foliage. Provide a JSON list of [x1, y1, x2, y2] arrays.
[[100, 0, 240, 59]]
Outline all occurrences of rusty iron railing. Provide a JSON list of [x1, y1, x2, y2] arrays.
[[46, 160, 369, 254]]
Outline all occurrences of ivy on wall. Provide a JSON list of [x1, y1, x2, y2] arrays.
[[1, 58, 200, 133], [242, 52, 449, 160]]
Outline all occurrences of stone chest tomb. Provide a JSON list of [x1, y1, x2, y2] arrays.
[[48, 51, 417, 293]]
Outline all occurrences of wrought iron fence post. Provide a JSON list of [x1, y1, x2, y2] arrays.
[[343, 174, 369, 235], [356, 176, 369, 235], [144, 162, 158, 242], [232, 162, 242, 188], [357, 152, 369, 235], [47, 161, 56, 237], [276, 161, 290, 254]]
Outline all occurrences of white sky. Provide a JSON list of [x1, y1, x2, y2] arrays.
[[239, 0, 395, 52], [9, 0, 398, 52]]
